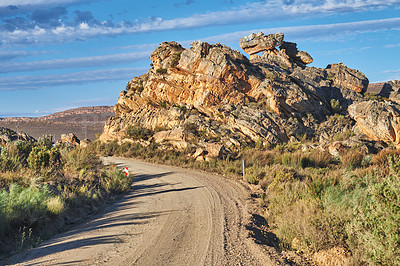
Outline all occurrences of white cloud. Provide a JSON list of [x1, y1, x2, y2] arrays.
[[382, 69, 400, 74], [385, 43, 400, 48], [0, 0, 82, 6], [0, 51, 151, 73], [0, 67, 148, 91], [2, 0, 400, 45], [200, 17, 400, 44]]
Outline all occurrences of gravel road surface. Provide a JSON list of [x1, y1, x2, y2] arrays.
[[3, 157, 281, 265]]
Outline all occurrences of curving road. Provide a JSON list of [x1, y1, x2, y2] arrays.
[[3, 157, 279, 265]]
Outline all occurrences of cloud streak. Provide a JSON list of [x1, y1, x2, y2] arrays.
[[0, 50, 47, 61], [0, 67, 148, 91], [0, 0, 95, 17], [200, 17, 400, 44], [1, 17, 399, 89], [0, 51, 151, 73], [2, 0, 400, 45]]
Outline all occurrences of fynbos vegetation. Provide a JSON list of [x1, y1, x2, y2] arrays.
[[91, 136, 400, 264], [0, 134, 131, 257]]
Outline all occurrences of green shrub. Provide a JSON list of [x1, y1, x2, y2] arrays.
[[276, 150, 331, 169], [343, 156, 400, 264], [102, 165, 131, 194], [0, 183, 51, 230], [330, 99, 342, 113], [0, 141, 33, 171], [46, 196, 65, 216], [37, 135, 54, 149], [156, 68, 167, 74], [371, 149, 400, 165], [62, 146, 102, 179], [170, 52, 181, 68], [183, 122, 198, 133], [27, 146, 61, 172], [333, 130, 355, 141], [126, 125, 153, 140], [247, 174, 260, 185]]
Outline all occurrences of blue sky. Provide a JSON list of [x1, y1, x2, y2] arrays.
[[0, 0, 399, 117]]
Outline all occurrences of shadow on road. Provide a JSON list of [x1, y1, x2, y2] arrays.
[[128, 186, 205, 199], [133, 171, 174, 182], [3, 210, 171, 265], [3, 165, 205, 265]]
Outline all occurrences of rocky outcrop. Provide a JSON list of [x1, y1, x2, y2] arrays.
[[61, 133, 80, 146], [349, 100, 400, 145], [80, 138, 91, 148], [100, 32, 371, 156], [240, 32, 284, 55], [0, 127, 35, 145], [367, 80, 400, 102], [325, 63, 369, 93], [240, 32, 313, 67], [280, 41, 313, 65], [153, 128, 187, 150]]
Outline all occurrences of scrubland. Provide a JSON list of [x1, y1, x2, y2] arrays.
[[0, 136, 131, 257], [92, 138, 400, 265]]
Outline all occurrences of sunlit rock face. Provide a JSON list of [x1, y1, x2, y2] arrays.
[[101, 32, 370, 157]]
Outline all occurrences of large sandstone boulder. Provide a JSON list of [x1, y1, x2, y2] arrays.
[[348, 100, 400, 144], [240, 32, 284, 55], [153, 128, 188, 149], [101, 33, 370, 153], [280, 41, 313, 65], [61, 133, 80, 146], [326, 62, 369, 93]]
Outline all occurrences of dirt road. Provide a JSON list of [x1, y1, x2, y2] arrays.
[[3, 157, 281, 265]]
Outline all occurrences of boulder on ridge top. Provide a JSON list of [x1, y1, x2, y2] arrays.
[[240, 32, 284, 55], [280, 41, 313, 65]]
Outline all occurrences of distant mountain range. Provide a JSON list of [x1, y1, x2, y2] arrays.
[[0, 106, 114, 141]]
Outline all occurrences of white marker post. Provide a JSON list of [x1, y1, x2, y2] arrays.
[[242, 160, 245, 182], [123, 167, 129, 177]]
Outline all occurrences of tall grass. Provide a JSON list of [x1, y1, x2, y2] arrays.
[[0, 138, 133, 257], [102, 164, 131, 194], [0, 183, 52, 233], [87, 138, 400, 264]]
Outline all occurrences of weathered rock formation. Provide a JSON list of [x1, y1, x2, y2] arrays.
[[366, 80, 400, 103], [101, 32, 372, 157], [0, 127, 35, 145], [240, 32, 284, 55], [60, 133, 80, 146], [325, 63, 368, 93], [349, 100, 400, 145], [240, 32, 314, 67]]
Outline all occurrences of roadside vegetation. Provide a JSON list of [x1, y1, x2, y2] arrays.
[[91, 137, 400, 265], [0, 135, 131, 258]]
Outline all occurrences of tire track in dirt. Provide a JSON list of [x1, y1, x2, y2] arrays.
[[3, 157, 282, 265]]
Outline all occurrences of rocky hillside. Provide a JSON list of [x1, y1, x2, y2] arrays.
[[0, 127, 35, 145], [0, 106, 114, 141], [100, 32, 399, 158]]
